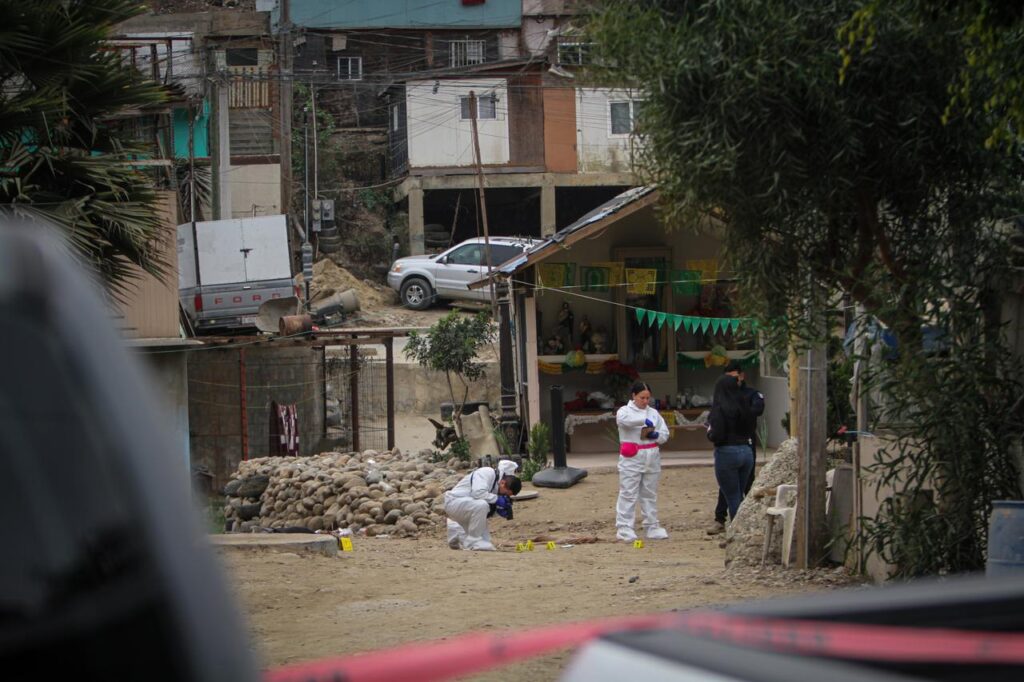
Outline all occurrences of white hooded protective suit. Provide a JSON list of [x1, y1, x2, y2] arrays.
[[444, 459, 519, 551], [615, 400, 670, 540]]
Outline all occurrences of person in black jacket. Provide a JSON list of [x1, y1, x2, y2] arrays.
[[707, 362, 765, 534], [706, 371, 756, 523]]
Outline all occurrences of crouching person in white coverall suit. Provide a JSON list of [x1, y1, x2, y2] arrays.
[[615, 381, 670, 542], [445, 459, 522, 551]]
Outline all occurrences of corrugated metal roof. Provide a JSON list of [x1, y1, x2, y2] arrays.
[[469, 185, 657, 288], [545, 185, 655, 246]]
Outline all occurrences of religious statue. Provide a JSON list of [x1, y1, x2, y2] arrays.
[[545, 334, 566, 355], [555, 301, 574, 346], [578, 315, 593, 352]]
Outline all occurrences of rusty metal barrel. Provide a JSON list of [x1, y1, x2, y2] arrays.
[[278, 314, 313, 337]]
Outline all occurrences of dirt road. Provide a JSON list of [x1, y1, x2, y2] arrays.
[[219, 466, 860, 681]]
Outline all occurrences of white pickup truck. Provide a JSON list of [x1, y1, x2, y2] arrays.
[[177, 215, 297, 333]]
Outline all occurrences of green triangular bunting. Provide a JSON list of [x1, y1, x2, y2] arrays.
[[711, 319, 721, 334], [730, 319, 740, 333], [699, 317, 711, 333], [672, 314, 683, 331], [646, 309, 657, 326], [656, 312, 668, 327], [635, 308, 646, 324]]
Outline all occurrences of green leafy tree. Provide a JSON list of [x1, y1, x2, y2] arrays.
[[844, 1, 1024, 152], [587, 0, 1024, 576], [403, 312, 495, 436], [0, 0, 171, 295]]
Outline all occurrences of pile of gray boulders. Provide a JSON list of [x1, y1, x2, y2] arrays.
[[223, 448, 468, 537]]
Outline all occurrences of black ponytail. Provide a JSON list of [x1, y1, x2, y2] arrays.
[[630, 381, 652, 397]]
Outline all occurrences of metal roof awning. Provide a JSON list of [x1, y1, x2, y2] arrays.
[[467, 185, 658, 289]]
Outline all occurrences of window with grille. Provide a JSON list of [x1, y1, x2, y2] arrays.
[[557, 40, 591, 66], [226, 48, 258, 67], [337, 56, 362, 81], [460, 94, 496, 120], [450, 40, 485, 67], [609, 100, 636, 135]]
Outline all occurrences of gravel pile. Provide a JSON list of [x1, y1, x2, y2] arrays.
[[722, 438, 799, 566], [223, 448, 468, 537], [724, 438, 847, 567], [710, 563, 865, 590]]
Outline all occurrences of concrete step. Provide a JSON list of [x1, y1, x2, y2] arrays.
[[208, 533, 339, 556]]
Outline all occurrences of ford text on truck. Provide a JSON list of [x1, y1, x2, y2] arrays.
[[177, 215, 297, 333]]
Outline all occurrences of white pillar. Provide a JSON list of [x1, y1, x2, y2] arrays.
[[216, 83, 232, 219], [524, 296, 541, 427]]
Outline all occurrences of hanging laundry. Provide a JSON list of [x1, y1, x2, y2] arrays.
[[269, 401, 300, 456]]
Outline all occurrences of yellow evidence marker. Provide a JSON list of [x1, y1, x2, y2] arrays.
[[633, 539, 644, 549], [516, 543, 527, 552], [339, 537, 354, 552], [525, 540, 535, 551], [546, 541, 557, 550]]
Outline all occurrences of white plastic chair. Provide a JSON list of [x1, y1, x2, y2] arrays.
[[761, 484, 797, 568]]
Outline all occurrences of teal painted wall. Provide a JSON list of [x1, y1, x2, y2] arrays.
[[173, 100, 210, 159], [282, 0, 520, 29]]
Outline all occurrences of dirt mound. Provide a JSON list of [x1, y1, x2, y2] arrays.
[[310, 258, 396, 309]]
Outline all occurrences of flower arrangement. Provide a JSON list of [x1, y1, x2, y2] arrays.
[[603, 359, 639, 404]]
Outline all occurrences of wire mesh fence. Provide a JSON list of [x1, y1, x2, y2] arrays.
[[188, 340, 397, 489], [325, 345, 390, 453]]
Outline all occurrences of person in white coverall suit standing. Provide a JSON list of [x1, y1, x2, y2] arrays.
[[615, 381, 670, 542], [445, 459, 522, 551]]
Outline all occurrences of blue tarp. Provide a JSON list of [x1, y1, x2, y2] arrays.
[[844, 320, 949, 358]]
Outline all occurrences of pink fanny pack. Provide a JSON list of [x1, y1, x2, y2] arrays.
[[619, 442, 659, 458]]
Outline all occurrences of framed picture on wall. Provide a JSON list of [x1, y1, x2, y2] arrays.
[[614, 246, 673, 376]]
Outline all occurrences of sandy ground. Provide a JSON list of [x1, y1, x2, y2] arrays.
[[218, 466, 860, 681], [226, 264, 856, 679], [348, 302, 488, 331]]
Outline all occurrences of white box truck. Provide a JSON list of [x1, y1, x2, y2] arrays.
[[177, 215, 297, 333]]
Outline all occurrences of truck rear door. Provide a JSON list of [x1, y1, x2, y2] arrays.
[[239, 216, 292, 282], [196, 218, 246, 286]]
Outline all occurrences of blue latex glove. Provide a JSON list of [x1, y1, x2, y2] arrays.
[[646, 431, 660, 440], [495, 494, 514, 520], [644, 418, 655, 428]]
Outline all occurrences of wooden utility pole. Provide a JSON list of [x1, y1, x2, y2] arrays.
[[279, 0, 294, 219], [468, 91, 496, 314], [794, 286, 829, 568], [850, 304, 869, 569], [312, 84, 319, 201]]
